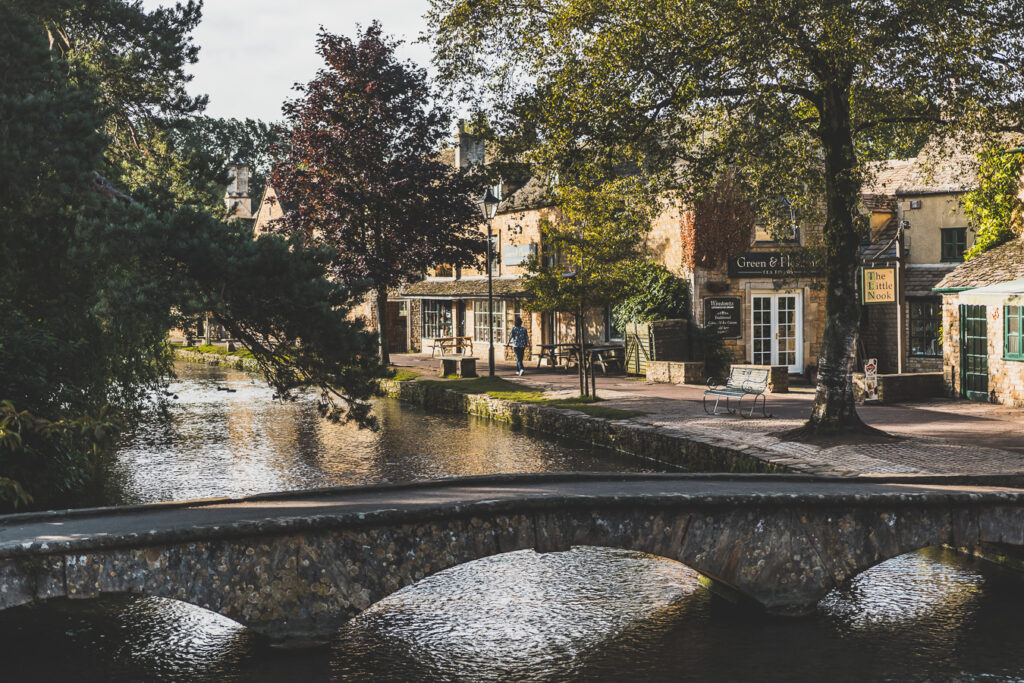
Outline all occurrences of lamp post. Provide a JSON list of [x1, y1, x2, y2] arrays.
[[479, 188, 501, 376]]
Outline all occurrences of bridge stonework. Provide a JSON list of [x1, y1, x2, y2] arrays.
[[1, 474, 1023, 645]]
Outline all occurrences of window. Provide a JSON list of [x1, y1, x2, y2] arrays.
[[1006, 305, 1024, 361], [605, 306, 623, 342], [941, 228, 968, 262], [474, 299, 505, 343], [422, 300, 451, 339], [908, 299, 942, 357], [433, 264, 454, 278]]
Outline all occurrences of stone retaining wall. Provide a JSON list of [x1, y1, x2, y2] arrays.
[[173, 348, 261, 373], [646, 360, 706, 385], [378, 379, 786, 474]]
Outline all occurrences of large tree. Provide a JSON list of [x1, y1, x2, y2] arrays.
[[270, 23, 485, 366], [428, 0, 1024, 432], [0, 1, 383, 510]]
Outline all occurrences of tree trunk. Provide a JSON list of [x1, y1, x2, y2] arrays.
[[809, 82, 867, 432], [376, 285, 390, 367], [576, 311, 586, 397]]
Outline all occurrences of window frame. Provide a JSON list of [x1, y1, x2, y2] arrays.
[[907, 298, 942, 358], [421, 300, 451, 339], [473, 299, 506, 343], [1005, 305, 1024, 361], [940, 227, 968, 263]]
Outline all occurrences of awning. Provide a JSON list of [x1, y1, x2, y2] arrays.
[[400, 277, 530, 299], [956, 278, 1024, 302]]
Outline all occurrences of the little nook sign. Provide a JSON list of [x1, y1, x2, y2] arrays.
[[861, 267, 896, 304], [727, 252, 810, 278], [703, 296, 742, 339]]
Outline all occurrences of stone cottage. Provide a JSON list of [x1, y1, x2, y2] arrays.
[[934, 237, 1024, 406]]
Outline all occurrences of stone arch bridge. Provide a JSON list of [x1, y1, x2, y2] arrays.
[[2, 473, 1024, 645]]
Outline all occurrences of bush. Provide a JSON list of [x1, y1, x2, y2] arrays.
[[613, 263, 690, 331]]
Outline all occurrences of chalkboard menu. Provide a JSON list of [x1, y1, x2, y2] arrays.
[[703, 296, 742, 339]]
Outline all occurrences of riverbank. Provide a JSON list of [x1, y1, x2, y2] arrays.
[[379, 378, 786, 474]]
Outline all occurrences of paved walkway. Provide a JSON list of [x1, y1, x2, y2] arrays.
[[394, 353, 1024, 477]]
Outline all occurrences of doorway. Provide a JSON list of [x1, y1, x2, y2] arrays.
[[959, 304, 989, 401], [751, 292, 803, 373]]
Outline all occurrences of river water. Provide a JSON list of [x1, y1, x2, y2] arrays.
[[4, 362, 1024, 682]]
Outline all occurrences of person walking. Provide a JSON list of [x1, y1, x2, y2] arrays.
[[507, 316, 530, 376]]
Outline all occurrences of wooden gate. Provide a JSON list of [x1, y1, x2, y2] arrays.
[[959, 304, 988, 401]]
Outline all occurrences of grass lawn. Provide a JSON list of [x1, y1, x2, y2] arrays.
[[418, 376, 647, 420], [389, 367, 423, 381]]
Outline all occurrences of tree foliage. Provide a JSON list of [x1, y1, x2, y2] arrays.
[[611, 263, 690, 333], [0, 2, 383, 509], [428, 0, 1024, 431], [270, 23, 485, 365], [963, 147, 1024, 259], [523, 176, 657, 396]]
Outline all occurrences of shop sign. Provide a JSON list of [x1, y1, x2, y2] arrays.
[[861, 267, 896, 304], [703, 296, 742, 339], [864, 358, 879, 400], [727, 252, 812, 278]]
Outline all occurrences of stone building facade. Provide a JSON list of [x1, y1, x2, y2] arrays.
[[856, 153, 980, 375], [936, 238, 1024, 407]]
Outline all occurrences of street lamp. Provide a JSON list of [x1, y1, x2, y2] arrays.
[[479, 188, 501, 376]]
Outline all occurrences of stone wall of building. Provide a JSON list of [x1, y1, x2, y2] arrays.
[[942, 295, 1024, 407]]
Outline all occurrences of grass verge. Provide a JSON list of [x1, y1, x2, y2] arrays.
[[418, 376, 647, 420], [175, 343, 253, 359]]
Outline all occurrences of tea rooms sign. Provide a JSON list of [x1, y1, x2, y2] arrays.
[[727, 252, 812, 278]]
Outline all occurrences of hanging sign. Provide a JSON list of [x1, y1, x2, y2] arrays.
[[861, 267, 897, 304], [703, 296, 742, 339], [864, 358, 879, 400]]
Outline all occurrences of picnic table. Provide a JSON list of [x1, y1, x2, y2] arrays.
[[536, 343, 578, 368], [536, 343, 624, 374], [429, 336, 473, 358], [585, 344, 625, 374]]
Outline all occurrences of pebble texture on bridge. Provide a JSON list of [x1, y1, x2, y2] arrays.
[[2, 473, 1024, 644]]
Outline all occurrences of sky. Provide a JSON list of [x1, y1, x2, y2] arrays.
[[141, 0, 435, 122]]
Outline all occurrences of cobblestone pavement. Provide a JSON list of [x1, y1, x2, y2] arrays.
[[394, 353, 1024, 477]]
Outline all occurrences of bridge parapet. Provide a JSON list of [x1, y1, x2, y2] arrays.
[[1, 473, 1023, 645]]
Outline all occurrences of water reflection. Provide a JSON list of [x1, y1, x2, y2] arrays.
[[108, 362, 648, 504]]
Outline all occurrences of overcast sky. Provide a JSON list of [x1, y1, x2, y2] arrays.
[[141, 0, 434, 122]]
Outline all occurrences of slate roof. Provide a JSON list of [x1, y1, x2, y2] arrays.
[[905, 264, 958, 297], [860, 217, 900, 263], [934, 238, 1024, 291], [864, 154, 978, 196], [401, 277, 529, 298], [498, 176, 555, 213]]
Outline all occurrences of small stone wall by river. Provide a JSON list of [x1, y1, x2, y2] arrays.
[[173, 349, 262, 373], [378, 379, 787, 475]]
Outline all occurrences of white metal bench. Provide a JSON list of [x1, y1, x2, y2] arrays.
[[703, 366, 772, 418]]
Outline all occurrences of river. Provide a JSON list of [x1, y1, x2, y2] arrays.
[[3, 362, 1024, 682]]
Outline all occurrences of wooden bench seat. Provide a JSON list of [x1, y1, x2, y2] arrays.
[[703, 366, 772, 418]]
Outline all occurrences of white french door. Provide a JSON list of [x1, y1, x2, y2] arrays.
[[751, 292, 803, 373]]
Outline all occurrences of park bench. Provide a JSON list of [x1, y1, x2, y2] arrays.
[[439, 355, 478, 378], [703, 366, 772, 418]]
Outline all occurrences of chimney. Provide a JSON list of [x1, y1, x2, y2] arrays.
[[224, 159, 252, 219], [454, 120, 485, 170]]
